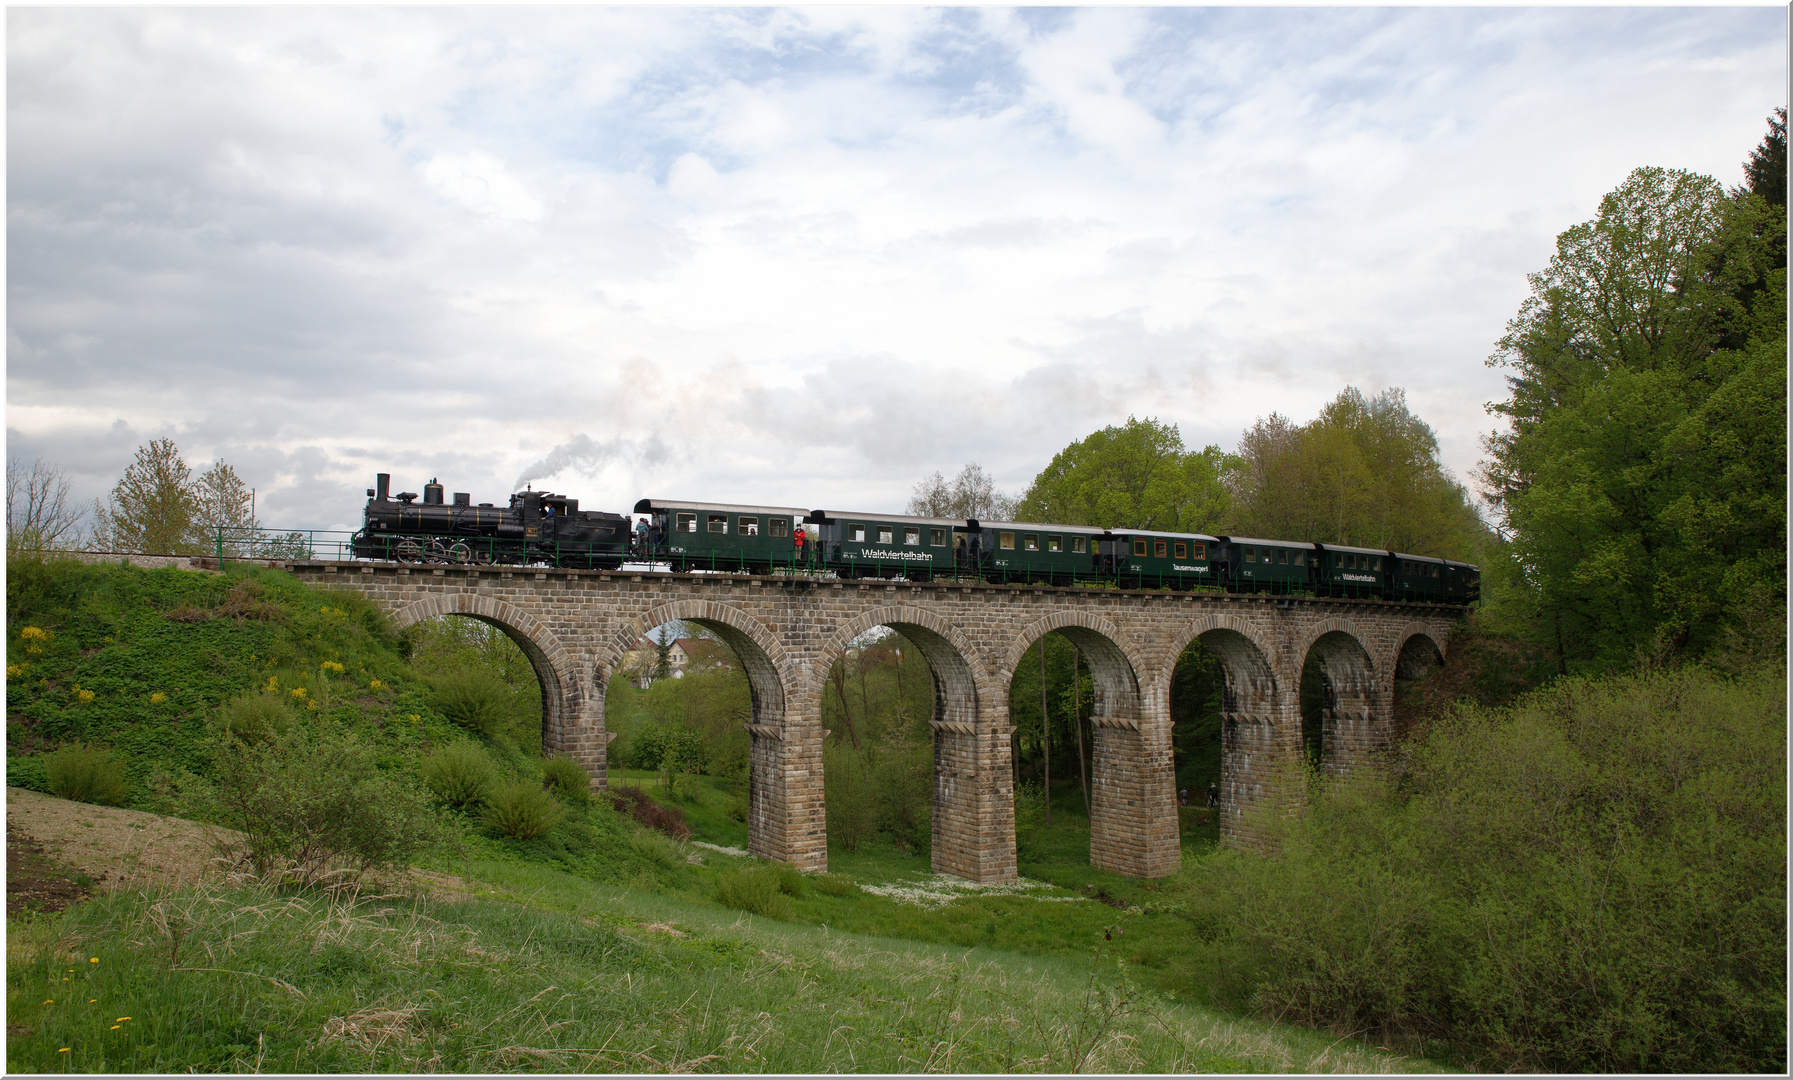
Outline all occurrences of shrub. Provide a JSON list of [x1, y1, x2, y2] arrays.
[[421, 741, 496, 809], [43, 741, 129, 806], [813, 873, 858, 897], [484, 781, 566, 840], [1199, 666, 1787, 1073], [773, 863, 806, 896], [431, 670, 513, 739], [213, 727, 437, 885], [871, 743, 933, 854], [539, 754, 591, 803], [715, 866, 792, 920], [823, 740, 876, 852], [609, 785, 691, 839], [628, 829, 678, 868], [622, 726, 706, 772], [217, 691, 295, 744]]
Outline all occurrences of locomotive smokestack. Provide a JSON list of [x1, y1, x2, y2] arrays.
[[376, 473, 390, 502]]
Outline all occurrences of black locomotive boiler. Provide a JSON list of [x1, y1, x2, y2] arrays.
[[351, 473, 629, 568]]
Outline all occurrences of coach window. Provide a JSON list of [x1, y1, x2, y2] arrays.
[[1133, 538, 1148, 557], [904, 527, 921, 545], [676, 513, 697, 533], [1072, 536, 1088, 554], [1000, 532, 1016, 550], [878, 526, 894, 544], [738, 517, 759, 536], [1154, 540, 1167, 558], [1047, 535, 1062, 553], [1024, 534, 1039, 551], [930, 528, 945, 546], [1276, 548, 1287, 565], [708, 515, 728, 534], [1174, 541, 1187, 559], [1191, 542, 1206, 560], [769, 518, 789, 537], [851, 524, 866, 543]]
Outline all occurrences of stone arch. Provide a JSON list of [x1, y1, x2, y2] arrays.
[[605, 600, 814, 869], [812, 605, 992, 727], [1393, 622, 1447, 683], [1008, 611, 1171, 878], [388, 594, 577, 758], [1004, 610, 1149, 721], [812, 605, 1006, 882], [1298, 625, 1379, 779], [1163, 616, 1283, 850], [604, 600, 790, 725]]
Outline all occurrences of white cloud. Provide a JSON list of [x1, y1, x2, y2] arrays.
[[7, 6, 1785, 530], [421, 152, 545, 222]]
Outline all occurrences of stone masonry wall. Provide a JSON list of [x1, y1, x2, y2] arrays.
[[286, 562, 1461, 883]]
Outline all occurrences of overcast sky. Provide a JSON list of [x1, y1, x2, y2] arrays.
[[7, 6, 1785, 533]]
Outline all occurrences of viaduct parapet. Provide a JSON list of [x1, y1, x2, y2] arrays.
[[284, 561, 1460, 883]]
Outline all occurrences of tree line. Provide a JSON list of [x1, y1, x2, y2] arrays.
[[912, 388, 1488, 562], [7, 438, 303, 558]]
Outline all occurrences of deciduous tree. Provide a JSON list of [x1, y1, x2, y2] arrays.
[[906, 463, 1017, 519], [1013, 416, 1234, 531], [6, 457, 85, 553], [1478, 141, 1787, 669], [1229, 388, 1483, 556], [91, 438, 200, 555]]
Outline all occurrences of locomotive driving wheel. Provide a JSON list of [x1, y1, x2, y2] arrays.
[[448, 541, 473, 564], [394, 539, 422, 563], [425, 538, 450, 563]]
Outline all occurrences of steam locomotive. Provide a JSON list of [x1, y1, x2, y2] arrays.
[[351, 473, 630, 570], [350, 474, 1478, 604]]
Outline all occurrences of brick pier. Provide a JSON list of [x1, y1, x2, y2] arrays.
[[285, 562, 1459, 882]]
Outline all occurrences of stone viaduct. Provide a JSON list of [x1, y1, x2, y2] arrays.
[[284, 561, 1461, 884]]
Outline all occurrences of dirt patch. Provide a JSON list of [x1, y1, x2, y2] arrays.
[[6, 825, 94, 916], [6, 787, 233, 896], [4, 787, 477, 908]]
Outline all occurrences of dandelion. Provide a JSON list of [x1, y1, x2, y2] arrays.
[[58, 1048, 69, 1054], [43, 1000, 53, 1005], [149, 691, 167, 704], [89, 958, 97, 964], [289, 687, 307, 701], [88, 999, 95, 1003], [115, 1017, 130, 1022], [110, 1025, 119, 1031]]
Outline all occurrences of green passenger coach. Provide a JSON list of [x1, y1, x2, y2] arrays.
[[634, 498, 808, 573], [807, 510, 971, 580], [1315, 542, 1389, 599], [1214, 536, 1315, 594], [1102, 530, 1222, 590], [971, 520, 1105, 585]]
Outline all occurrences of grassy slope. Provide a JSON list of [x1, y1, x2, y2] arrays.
[[5, 559, 1448, 1072]]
